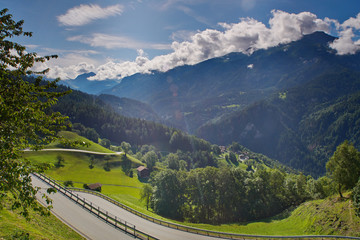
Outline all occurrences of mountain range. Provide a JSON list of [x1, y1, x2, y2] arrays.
[[63, 32, 360, 175]]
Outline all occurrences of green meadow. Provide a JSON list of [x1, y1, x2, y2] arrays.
[[20, 131, 360, 237], [0, 199, 84, 240]]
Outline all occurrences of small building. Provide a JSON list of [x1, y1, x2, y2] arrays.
[[87, 183, 102, 192], [137, 166, 150, 178]]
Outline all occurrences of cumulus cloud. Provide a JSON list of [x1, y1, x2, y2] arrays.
[[329, 13, 360, 55], [88, 10, 331, 80], [34, 52, 98, 79], [57, 4, 124, 26], [50, 10, 360, 80]]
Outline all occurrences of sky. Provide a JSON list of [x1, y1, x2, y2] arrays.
[[2, 0, 360, 80]]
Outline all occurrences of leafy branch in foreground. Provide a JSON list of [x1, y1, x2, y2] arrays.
[[0, 8, 70, 218]]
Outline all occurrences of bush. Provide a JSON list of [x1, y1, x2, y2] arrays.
[[353, 178, 360, 216], [64, 180, 74, 187]]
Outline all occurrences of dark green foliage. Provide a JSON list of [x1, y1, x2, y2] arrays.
[[151, 170, 185, 219], [0, 8, 69, 217], [103, 160, 111, 172], [167, 153, 180, 170], [198, 70, 360, 176], [149, 167, 319, 223], [121, 141, 131, 156], [326, 141, 360, 197], [100, 138, 111, 148], [89, 155, 95, 169], [353, 178, 360, 216], [229, 152, 237, 164], [121, 154, 132, 176], [55, 155, 65, 168], [63, 181, 74, 187], [143, 151, 157, 171], [140, 184, 153, 210], [98, 94, 161, 122]]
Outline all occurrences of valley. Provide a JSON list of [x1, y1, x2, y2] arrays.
[[17, 132, 360, 238], [2, 6, 360, 239]]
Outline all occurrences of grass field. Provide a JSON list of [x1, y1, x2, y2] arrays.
[[24, 150, 145, 207], [0, 199, 84, 240], [24, 149, 360, 237], [45, 131, 114, 153], [20, 131, 360, 237]]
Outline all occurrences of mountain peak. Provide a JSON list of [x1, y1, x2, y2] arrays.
[[300, 31, 336, 45], [74, 72, 96, 81]]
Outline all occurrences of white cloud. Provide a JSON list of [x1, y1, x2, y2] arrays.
[[34, 52, 98, 79], [57, 4, 124, 26], [329, 13, 360, 55], [49, 10, 360, 80], [68, 33, 171, 50]]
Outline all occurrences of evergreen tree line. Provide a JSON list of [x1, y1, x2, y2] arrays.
[[50, 88, 213, 153]]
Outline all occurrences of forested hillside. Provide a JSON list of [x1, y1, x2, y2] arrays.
[[198, 70, 360, 175], [97, 32, 360, 176]]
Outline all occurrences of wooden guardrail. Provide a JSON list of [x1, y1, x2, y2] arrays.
[[33, 173, 159, 240], [67, 187, 360, 240]]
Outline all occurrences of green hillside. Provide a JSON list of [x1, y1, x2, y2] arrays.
[[0, 199, 84, 240], [24, 148, 360, 238], [179, 193, 360, 237], [46, 131, 114, 153]]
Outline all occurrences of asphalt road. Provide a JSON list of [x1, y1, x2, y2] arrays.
[[74, 191, 221, 240], [26, 148, 122, 155], [32, 176, 135, 240]]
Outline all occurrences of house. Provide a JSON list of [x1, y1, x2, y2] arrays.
[[137, 166, 150, 178], [219, 146, 227, 153], [86, 183, 102, 192]]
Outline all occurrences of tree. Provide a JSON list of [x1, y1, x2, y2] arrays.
[[151, 170, 185, 219], [100, 138, 111, 148], [121, 154, 132, 176], [167, 153, 179, 170], [143, 151, 157, 171], [326, 141, 360, 198], [121, 141, 131, 157], [140, 184, 153, 210], [0, 8, 69, 217], [229, 152, 237, 164], [55, 155, 65, 168]]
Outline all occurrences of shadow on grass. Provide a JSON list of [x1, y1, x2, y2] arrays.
[[138, 177, 149, 183], [233, 206, 296, 226]]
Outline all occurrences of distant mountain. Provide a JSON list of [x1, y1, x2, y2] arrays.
[[60, 72, 119, 95], [98, 94, 161, 122], [103, 32, 352, 132], [101, 31, 360, 175], [197, 70, 360, 175]]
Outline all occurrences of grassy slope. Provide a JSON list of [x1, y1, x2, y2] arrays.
[[176, 194, 360, 237], [20, 132, 360, 237], [25, 150, 360, 237], [0, 201, 84, 240], [46, 131, 114, 153]]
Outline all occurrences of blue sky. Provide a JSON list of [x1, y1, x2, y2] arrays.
[[2, 0, 360, 80]]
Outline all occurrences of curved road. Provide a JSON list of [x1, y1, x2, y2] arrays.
[[33, 177, 135, 240], [74, 191, 221, 240], [33, 176, 221, 240]]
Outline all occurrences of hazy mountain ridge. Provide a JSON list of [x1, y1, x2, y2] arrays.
[[102, 32, 350, 132], [98, 94, 161, 122], [60, 72, 119, 95], [68, 32, 360, 175], [197, 70, 360, 175]]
